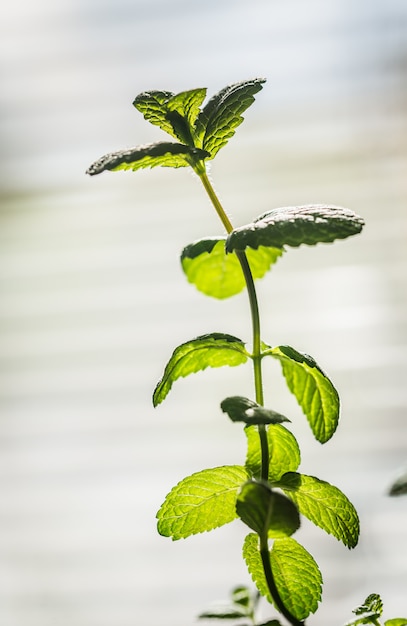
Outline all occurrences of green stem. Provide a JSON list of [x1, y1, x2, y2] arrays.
[[197, 166, 303, 626], [198, 169, 269, 479]]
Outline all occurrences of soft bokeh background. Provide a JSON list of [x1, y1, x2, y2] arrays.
[[1, 1, 406, 625]]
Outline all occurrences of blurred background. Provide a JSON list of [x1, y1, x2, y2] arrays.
[[0, 1, 406, 625]]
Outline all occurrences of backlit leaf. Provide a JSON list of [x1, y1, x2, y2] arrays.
[[242, 534, 322, 620], [132, 90, 176, 137], [236, 481, 300, 538], [270, 538, 322, 620], [157, 465, 248, 539], [277, 472, 360, 548], [153, 333, 248, 406], [226, 205, 364, 252], [264, 345, 339, 443], [195, 78, 266, 158], [86, 141, 209, 176], [181, 237, 282, 299], [245, 424, 301, 482]]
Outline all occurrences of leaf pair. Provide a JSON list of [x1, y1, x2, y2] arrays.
[[153, 333, 340, 444], [86, 78, 266, 176]]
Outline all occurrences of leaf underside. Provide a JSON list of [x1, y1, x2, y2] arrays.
[[86, 141, 209, 176], [236, 481, 300, 538], [264, 345, 340, 443], [226, 205, 365, 252], [157, 465, 248, 539], [243, 534, 322, 620], [181, 237, 282, 299], [153, 333, 248, 406], [221, 396, 290, 426], [277, 472, 360, 548]]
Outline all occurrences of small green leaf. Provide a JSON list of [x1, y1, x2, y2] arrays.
[[385, 620, 407, 626], [86, 141, 209, 176], [388, 470, 407, 496], [134, 88, 207, 146], [264, 345, 340, 443], [226, 205, 364, 252], [221, 396, 290, 426], [353, 594, 383, 617], [270, 537, 322, 620], [277, 472, 360, 548], [157, 465, 248, 539], [236, 481, 300, 538], [198, 608, 248, 620], [242, 534, 322, 620], [153, 333, 248, 406], [195, 78, 266, 158], [133, 90, 177, 138], [181, 237, 282, 299], [245, 424, 301, 482]]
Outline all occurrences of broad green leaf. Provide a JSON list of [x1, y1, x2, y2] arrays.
[[277, 472, 360, 548], [153, 333, 248, 406], [264, 345, 339, 443], [236, 481, 300, 538], [195, 78, 266, 158], [242, 534, 322, 620], [86, 141, 209, 176], [133, 90, 177, 138], [270, 538, 322, 620], [221, 396, 290, 426], [157, 465, 248, 539], [181, 237, 282, 299], [226, 204, 365, 253], [245, 424, 301, 482], [385, 620, 407, 626]]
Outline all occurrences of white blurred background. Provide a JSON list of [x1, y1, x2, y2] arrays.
[[0, 1, 406, 625]]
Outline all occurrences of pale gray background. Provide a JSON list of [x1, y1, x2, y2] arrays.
[[0, 1, 406, 625]]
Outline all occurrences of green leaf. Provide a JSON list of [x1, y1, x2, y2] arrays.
[[133, 90, 177, 138], [86, 141, 209, 176], [226, 205, 365, 252], [195, 78, 266, 158], [236, 481, 300, 538], [346, 594, 384, 625], [221, 396, 290, 426], [353, 594, 383, 617], [388, 470, 407, 496], [270, 538, 322, 620], [242, 534, 322, 620], [181, 237, 282, 299], [153, 333, 248, 406], [199, 585, 257, 621], [242, 533, 271, 602], [245, 424, 301, 483], [264, 345, 340, 443], [134, 88, 207, 146], [277, 472, 360, 549], [157, 465, 248, 539], [385, 620, 407, 626]]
